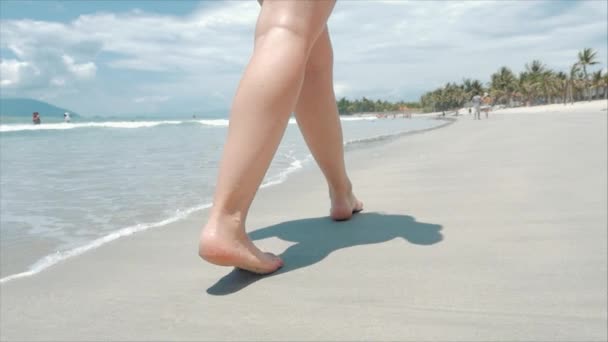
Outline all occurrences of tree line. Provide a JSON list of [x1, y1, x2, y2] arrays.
[[336, 97, 420, 115], [419, 48, 607, 113]]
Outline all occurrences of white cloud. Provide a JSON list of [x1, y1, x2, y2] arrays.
[[65, 3, 256, 72], [0, 59, 40, 87], [0, 1, 257, 115], [50, 77, 66, 86], [0, 0, 606, 114], [0, 22, 98, 90], [133, 95, 169, 104], [334, 82, 350, 97], [62, 55, 96, 79], [328, 0, 607, 100]]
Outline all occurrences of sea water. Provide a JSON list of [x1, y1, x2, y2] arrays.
[[0, 114, 444, 282]]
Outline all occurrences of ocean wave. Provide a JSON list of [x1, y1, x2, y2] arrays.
[[339, 116, 378, 121], [0, 202, 212, 284], [0, 119, 232, 132], [1, 116, 377, 133], [261, 153, 313, 188], [195, 117, 377, 128], [0, 120, 184, 132], [343, 118, 453, 151], [195, 119, 230, 127]]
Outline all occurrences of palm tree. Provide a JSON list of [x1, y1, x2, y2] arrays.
[[518, 72, 535, 106], [460, 78, 485, 109], [555, 71, 568, 104], [591, 70, 604, 100], [539, 70, 558, 104], [566, 63, 578, 104], [490, 66, 518, 106], [462, 78, 473, 97], [337, 97, 349, 114], [546, 71, 563, 104], [597, 70, 608, 100], [604, 72, 608, 100], [523, 60, 550, 104], [577, 48, 599, 101], [525, 60, 547, 79], [471, 79, 485, 98]]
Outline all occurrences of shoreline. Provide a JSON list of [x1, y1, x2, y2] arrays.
[[1, 101, 606, 340], [342, 99, 608, 118]]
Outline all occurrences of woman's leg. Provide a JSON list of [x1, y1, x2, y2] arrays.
[[294, 28, 363, 220], [199, 0, 336, 274]]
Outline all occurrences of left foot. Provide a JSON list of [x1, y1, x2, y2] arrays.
[[330, 187, 363, 221]]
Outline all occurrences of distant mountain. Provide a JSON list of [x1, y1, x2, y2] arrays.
[[0, 98, 80, 118]]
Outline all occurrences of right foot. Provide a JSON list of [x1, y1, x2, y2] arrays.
[[199, 217, 283, 275]]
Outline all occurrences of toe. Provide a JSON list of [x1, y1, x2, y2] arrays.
[[264, 252, 284, 267], [354, 200, 364, 213], [246, 252, 283, 275]]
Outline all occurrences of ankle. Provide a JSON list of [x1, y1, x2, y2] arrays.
[[204, 207, 246, 234], [329, 178, 353, 199]]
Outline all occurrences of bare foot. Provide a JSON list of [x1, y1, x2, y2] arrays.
[[330, 189, 363, 221], [199, 217, 283, 274]]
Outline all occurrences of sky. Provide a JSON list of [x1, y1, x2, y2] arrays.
[[1, 0, 607, 117]]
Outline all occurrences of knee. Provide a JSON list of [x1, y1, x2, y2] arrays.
[[255, 16, 323, 53], [255, 26, 314, 67]]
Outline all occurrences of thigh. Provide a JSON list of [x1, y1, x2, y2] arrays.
[[306, 27, 333, 72], [255, 0, 336, 46]]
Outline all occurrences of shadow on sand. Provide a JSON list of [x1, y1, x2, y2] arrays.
[[206, 212, 443, 295]]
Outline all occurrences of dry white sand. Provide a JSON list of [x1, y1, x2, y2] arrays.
[[496, 100, 608, 114], [1, 100, 606, 341]]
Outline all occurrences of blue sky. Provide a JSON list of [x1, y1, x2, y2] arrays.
[[1, 0, 607, 116], [0, 1, 204, 21]]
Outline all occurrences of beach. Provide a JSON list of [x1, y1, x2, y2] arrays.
[[1, 101, 606, 341]]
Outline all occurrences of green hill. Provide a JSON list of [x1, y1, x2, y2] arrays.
[[0, 98, 81, 118]]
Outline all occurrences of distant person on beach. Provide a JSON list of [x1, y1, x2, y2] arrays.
[[198, 0, 362, 274], [481, 93, 492, 119], [64, 112, 71, 123], [472, 94, 482, 120], [400, 105, 411, 119], [32, 112, 41, 125]]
